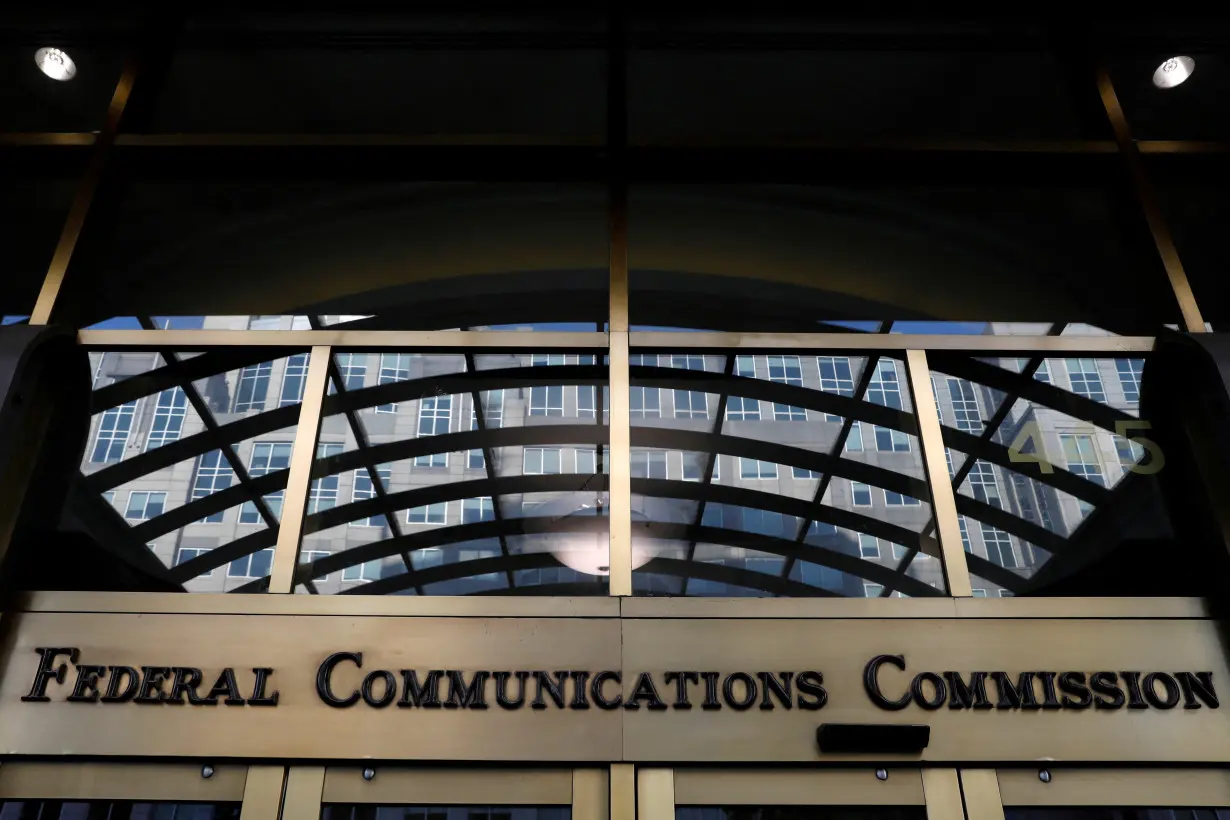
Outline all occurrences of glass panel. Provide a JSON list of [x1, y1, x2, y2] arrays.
[[676, 808, 926, 820], [298, 350, 608, 595], [630, 351, 943, 597], [930, 352, 1203, 597], [628, 182, 1177, 333], [322, 807, 571, 820], [0, 802, 240, 820], [72, 349, 309, 593], [64, 151, 608, 330]]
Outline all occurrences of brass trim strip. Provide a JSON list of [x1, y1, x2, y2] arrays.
[[922, 769, 965, 820], [269, 345, 332, 593], [0, 133, 97, 146], [620, 597, 959, 618], [321, 768, 575, 804], [954, 596, 1210, 619], [610, 764, 635, 820], [630, 333, 1156, 353], [996, 768, 1230, 806], [673, 769, 924, 805], [574, 769, 611, 820], [240, 766, 287, 820], [0, 763, 247, 801], [637, 769, 674, 820], [959, 770, 1006, 820], [906, 350, 972, 598], [77, 330, 609, 350], [608, 331, 632, 596], [282, 767, 325, 819]]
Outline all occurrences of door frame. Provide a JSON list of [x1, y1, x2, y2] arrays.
[[960, 767, 1230, 820], [0, 761, 250, 805]]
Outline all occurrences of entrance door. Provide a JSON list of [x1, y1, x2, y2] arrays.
[[958, 768, 1230, 820], [0, 762, 251, 818], [634, 768, 956, 820], [281, 767, 608, 820]]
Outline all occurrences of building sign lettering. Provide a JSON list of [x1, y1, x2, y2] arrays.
[[21, 647, 1219, 713]]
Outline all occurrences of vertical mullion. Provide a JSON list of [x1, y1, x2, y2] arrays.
[[238, 766, 286, 820], [573, 769, 610, 820], [268, 345, 331, 594], [636, 769, 674, 820], [959, 770, 1007, 820], [610, 765, 635, 820], [1097, 67, 1206, 332], [905, 350, 973, 598], [30, 57, 138, 325], [922, 769, 965, 820], [281, 767, 325, 820]]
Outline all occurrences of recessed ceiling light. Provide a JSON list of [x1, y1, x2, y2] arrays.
[[34, 47, 76, 81], [1153, 56, 1195, 89]]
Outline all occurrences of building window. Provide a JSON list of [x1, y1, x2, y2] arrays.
[[176, 547, 213, 577], [958, 515, 972, 552], [727, 356, 760, 421], [858, 533, 880, 559], [971, 588, 987, 597], [884, 490, 921, 506], [793, 466, 819, 479], [1035, 360, 1052, 384], [739, 458, 778, 480], [102, 490, 116, 508], [668, 354, 709, 419], [873, 425, 910, 452], [309, 443, 344, 513], [524, 447, 562, 475], [280, 353, 310, 407], [468, 390, 504, 469], [818, 357, 855, 421], [863, 582, 884, 598], [146, 388, 187, 450], [234, 362, 273, 412], [868, 359, 903, 409], [90, 401, 138, 463], [846, 421, 864, 452], [631, 449, 668, 479], [529, 384, 564, 417], [981, 525, 1018, 568], [407, 503, 448, 525], [999, 590, 1016, 598], [630, 386, 661, 419], [351, 465, 392, 526], [850, 481, 872, 506], [967, 462, 1002, 508], [1061, 433, 1104, 514], [577, 447, 611, 475], [462, 497, 495, 525], [414, 395, 452, 467], [239, 442, 294, 524], [192, 450, 233, 523], [343, 559, 383, 582], [376, 353, 412, 413], [1116, 358, 1144, 406], [335, 352, 367, 391], [946, 378, 982, 433], [124, 490, 166, 521], [1115, 436, 1143, 474], [228, 548, 274, 579], [891, 543, 908, 561], [301, 549, 330, 582], [1065, 359, 1106, 403], [767, 355, 806, 421], [531, 353, 568, 366]]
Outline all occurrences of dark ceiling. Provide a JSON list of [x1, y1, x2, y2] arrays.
[[2, 10, 1228, 326]]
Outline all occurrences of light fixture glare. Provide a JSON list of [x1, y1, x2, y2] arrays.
[[1153, 56, 1195, 89], [34, 47, 76, 81]]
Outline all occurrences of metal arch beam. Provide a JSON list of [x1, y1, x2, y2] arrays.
[[635, 557, 842, 599], [680, 354, 736, 595], [90, 348, 295, 414]]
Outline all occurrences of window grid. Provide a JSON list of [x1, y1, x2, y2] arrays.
[[375, 353, 412, 413], [462, 497, 496, 525], [415, 394, 452, 467], [946, 377, 982, 433], [279, 353, 309, 407], [146, 388, 187, 450], [739, 458, 778, 480], [468, 390, 504, 469], [967, 462, 1002, 508], [981, 524, 1018, 569], [301, 549, 330, 582], [229, 548, 274, 579], [818, 356, 855, 422], [851, 481, 872, 506], [191, 450, 233, 523], [124, 490, 166, 522], [858, 533, 880, 559], [1116, 358, 1144, 406], [727, 356, 760, 421], [90, 401, 138, 463], [631, 449, 667, 479], [177, 547, 214, 577], [407, 502, 448, 525], [1065, 358, 1107, 403], [867, 359, 903, 409], [351, 465, 392, 526], [309, 443, 344, 513], [239, 442, 294, 524], [234, 362, 272, 412], [884, 489, 921, 506], [335, 352, 367, 391], [524, 447, 562, 475], [767, 355, 806, 421]]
